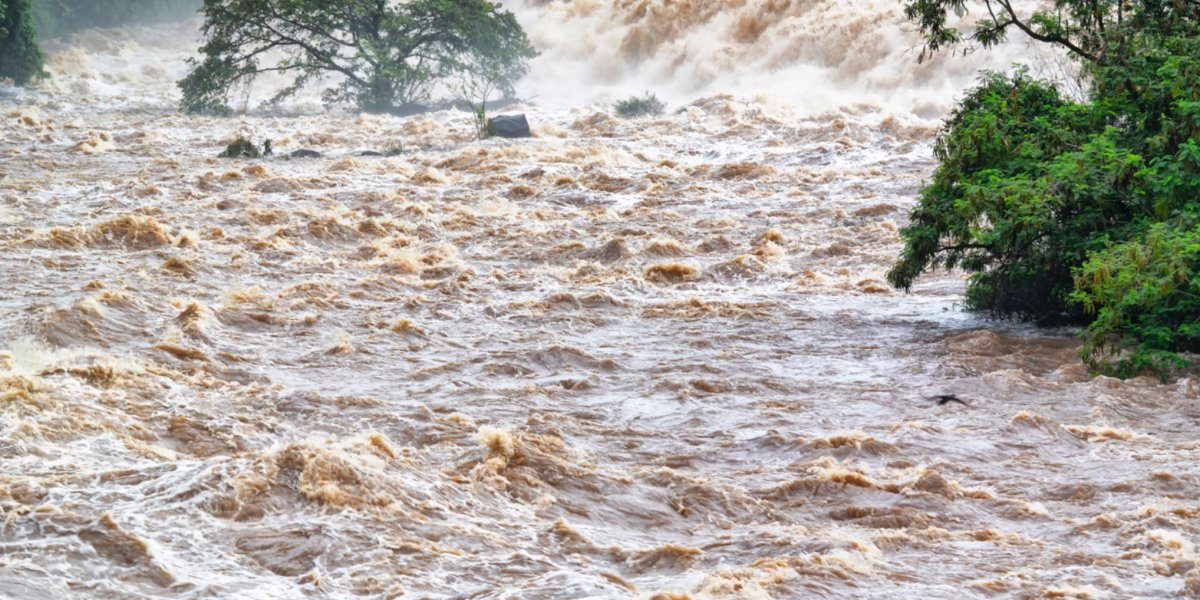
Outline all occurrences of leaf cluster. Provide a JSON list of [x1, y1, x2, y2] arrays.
[[892, 1, 1200, 377], [904, 0, 1122, 63], [1072, 219, 1200, 376]]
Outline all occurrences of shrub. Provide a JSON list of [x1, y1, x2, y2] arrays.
[[218, 135, 271, 158], [614, 93, 665, 118], [1072, 220, 1200, 377], [887, 71, 1127, 322]]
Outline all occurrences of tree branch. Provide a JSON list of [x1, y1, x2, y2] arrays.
[[994, 0, 1098, 62]]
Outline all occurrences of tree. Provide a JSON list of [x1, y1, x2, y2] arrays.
[[0, 0, 44, 85], [901, 1, 1200, 69], [178, 0, 537, 115], [890, 1, 1200, 376], [903, 0, 1117, 62]]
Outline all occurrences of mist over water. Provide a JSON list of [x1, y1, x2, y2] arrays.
[[1, 3, 1198, 600], [505, 0, 1055, 115]]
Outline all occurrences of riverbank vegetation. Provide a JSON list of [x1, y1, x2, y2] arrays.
[[891, 1, 1200, 377]]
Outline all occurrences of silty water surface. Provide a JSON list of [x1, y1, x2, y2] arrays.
[[0, 3, 1197, 599]]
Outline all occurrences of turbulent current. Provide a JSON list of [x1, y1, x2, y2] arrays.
[[1, 2, 1199, 599]]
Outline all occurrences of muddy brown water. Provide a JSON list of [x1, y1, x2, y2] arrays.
[[1, 6, 1198, 600]]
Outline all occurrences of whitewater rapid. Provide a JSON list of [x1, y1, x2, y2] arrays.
[[0, 3, 1197, 599]]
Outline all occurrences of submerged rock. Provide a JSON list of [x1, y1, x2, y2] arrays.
[[486, 114, 531, 139], [290, 149, 323, 158]]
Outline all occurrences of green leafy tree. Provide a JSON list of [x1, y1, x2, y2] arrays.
[[891, 1, 1200, 376], [887, 71, 1119, 322], [0, 0, 44, 85], [179, 0, 537, 115], [902, 0, 1120, 62]]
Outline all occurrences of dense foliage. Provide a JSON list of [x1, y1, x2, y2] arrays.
[[888, 72, 1112, 322], [891, 1, 1200, 377], [179, 0, 537, 115], [0, 0, 44, 85]]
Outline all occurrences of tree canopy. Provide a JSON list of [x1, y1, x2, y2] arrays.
[[179, 0, 537, 115], [903, 0, 1198, 62], [890, 1, 1200, 377]]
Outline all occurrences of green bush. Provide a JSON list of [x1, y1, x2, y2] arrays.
[[887, 71, 1120, 322], [1072, 221, 1200, 377], [614, 93, 665, 118], [893, 1, 1200, 377], [218, 135, 271, 158]]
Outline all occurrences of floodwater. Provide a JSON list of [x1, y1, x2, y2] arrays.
[[1, 2, 1198, 599]]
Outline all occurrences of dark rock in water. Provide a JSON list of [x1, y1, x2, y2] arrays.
[[486, 114, 532, 139], [290, 149, 322, 158], [358, 150, 384, 157]]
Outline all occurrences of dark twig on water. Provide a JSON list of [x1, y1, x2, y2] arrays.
[[931, 394, 969, 406]]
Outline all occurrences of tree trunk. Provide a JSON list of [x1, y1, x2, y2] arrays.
[[359, 72, 396, 114]]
